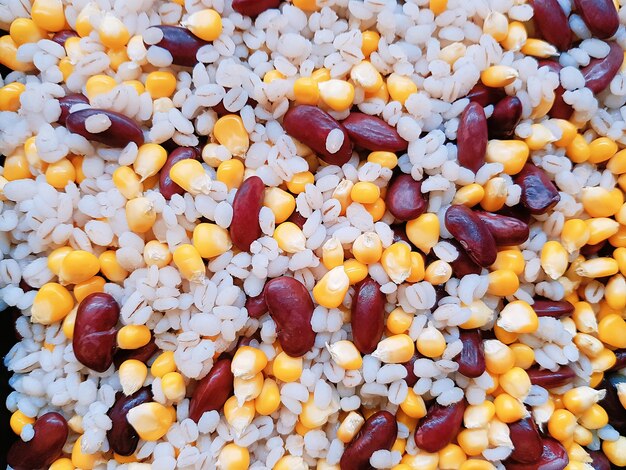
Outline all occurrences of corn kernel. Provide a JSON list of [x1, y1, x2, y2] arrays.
[[126, 402, 174, 441], [72, 436, 99, 469], [453, 183, 485, 207], [521, 38, 559, 58], [457, 428, 489, 456], [464, 402, 495, 429], [481, 65, 518, 88], [485, 139, 529, 175], [97, 14, 130, 48], [351, 182, 380, 204], [576, 257, 619, 278], [509, 342, 534, 369], [540, 240, 569, 280], [299, 394, 337, 429], [275, 455, 308, 470], [424, 260, 452, 286], [126, 197, 156, 233], [143, 240, 172, 268], [313, 266, 350, 308], [337, 411, 365, 443], [274, 222, 306, 253], [343, 259, 368, 285], [49, 458, 74, 470], [381, 242, 412, 284], [372, 334, 415, 363], [218, 443, 250, 470], [487, 269, 519, 296], [351, 61, 383, 93], [311, 68, 331, 83], [484, 339, 515, 375], [602, 436, 626, 467], [0, 82, 25, 112], [263, 187, 295, 224], [400, 388, 427, 419], [438, 42, 466, 65], [494, 393, 528, 423], [361, 31, 380, 58], [31, 0, 66, 32], [10, 410, 35, 435], [588, 137, 617, 164], [273, 351, 303, 382], [566, 134, 591, 163], [578, 403, 608, 430], [483, 11, 508, 42], [255, 378, 280, 415], [438, 443, 467, 470], [582, 187, 623, 217], [234, 372, 263, 405], [4, 152, 32, 181], [263, 70, 285, 83], [322, 237, 345, 270], [327, 340, 363, 370], [406, 213, 439, 254], [193, 223, 232, 259], [387, 73, 417, 105], [387, 308, 413, 335], [548, 408, 577, 441], [318, 79, 355, 111], [292, 0, 318, 11], [74, 276, 106, 303], [287, 171, 314, 194], [0, 35, 34, 72], [460, 300, 495, 330], [118, 325, 151, 350], [173, 244, 205, 282], [45, 158, 76, 189], [496, 300, 538, 334], [119, 359, 148, 396], [293, 77, 320, 105], [598, 313, 626, 348], [170, 159, 212, 195], [429, 0, 448, 14], [231, 346, 268, 380], [151, 351, 176, 378]]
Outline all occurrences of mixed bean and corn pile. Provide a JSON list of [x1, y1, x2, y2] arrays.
[[1, 0, 626, 468]]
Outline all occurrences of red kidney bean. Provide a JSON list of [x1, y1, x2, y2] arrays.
[[245, 293, 268, 319], [402, 353, 420, 386], [51, 30, 78, 46], [189, 358, 234, 422], [414, 400, 466, 453], [287, 210, 307, 229], [532, 298, 574, 318], [448, 240, 482, 277], [454, 329, 485, 378], [73, 293, 119, 372], [7, 412, 68, 470], [341, 113, 408, 152], [505, 438, 569, 470], [230, 175, 264, 251], [113, 335, 158, 368], [66, 108, 144, 148], [527, 365, 575, 388], [609, 349, 626, 372], [457, 102, 487, 173], [58, 94, 89, 126], [475, 211, 530, 246], [582, 41, 624, 94], [538, 60, 573, 120], [444, 205, 497, 267], [531, 0, 572, 51], [351, 277, 385, 354], [589, 450, 612, 470], [508, 416, 543, 464], [159, 147, 199, 200], [340, 411, 397, 470], [497, 204, 532, 224], [146, 26, 208, 67], [488, 96, 522, 139], [466, 83, 506, 106], [599, 374, 626, 434], [263, 276, 315, 357], [232, 0, 281, 15], [283, 105, 353, 165], [106, 387, 152, 456], [514, 163, 561, 215], [386, 174, 427, 221], [574, 0, 619, 39]]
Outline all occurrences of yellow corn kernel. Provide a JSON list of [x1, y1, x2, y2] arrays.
[[310, 68, 331, 84], [337, 411, 365, 443], [484, 339, 515, 375], [483, 11, 508, 42], [391, 439, 406, 455], [213, 114, 249, 157], [573, 425, 593, 446], [501, 21, 527, 52], [520, 38, 558, 58], [609, 224, 626, 247], [293, 77, 320, 105], [438, 42, 466, 65], [615, 246, 626, 275], [192, 223, 232, 259], [145, 71, 177, 99], [10, 410, 35, 435], [415, 323, 446, 358], [151, 351, 176, 378], [117, 324, 151, 350], [170, 159, 212, 195], [343, 259, 369, 285], [231, 346, 268, 380], [460, 461, 495, 470], [0, 35, 34, 72], [216, 159, 246, 192], [61, 306, 77, 340], [74, 276, 105, 303], [491, 249, 525, 275], [351, 181, 380, 204], [481, 65, 518, 88], [350, 61, 383, 93], [107, 47, 129, 71], [487, 269, 519, 296], [372, 334, 415, 363], [548, 408, 577, 441], [367, 151, 398, 169], [526, 123, 557, 150], [496, 300, 538, 334], [406, 213, 439, 254], [98, 250, 127, 283], [429, 0, 448, 14], [142, 240, 171, 269], [352, 232, 383, 264], [499, 367, 531, 399], [126, 402, 174, 441], [457, 428, 489, 456], [438, 443, 467, 470], [72, 436, 99, 469], [173, 244, 205, 282], [598, 313, 626, 348], [401, 453, 439, 470], [218, 443, 250, 470], [331, 179, 353, 213], [540, 240, 569, 280], [318, 79, 355, 111], [123, 80, 145, 95], [85, 74, 116, 99], [573, 333, 604, 357], [607, 148, 626, 174], [10, 18, 47, 46], [119, 359, 148, 396], [57, 250, 99, 285], [424, 260, 452, 286], [494, 393, 528, 423], [263, 187, 295, 224], [364, 197, 386, 222], [460, 300, 495, 330], [125, 197, 156, 234], [274, 222, 306, 253], [112, 166, 143, 199], [49, 458, 74, 470], [576, 257, 619, 278], [322, 237, 345, 270], [224, 395, 256, 436], [185, 8, 223, 41], [300, 394, 336, 429], [387, 308, 413, 335], [263, 70, 285, 83], [74, 2, 100, 37], [45, 158, 76, 189], [586, 218, 620, 245], [509, 342, 534, 369], [493, 324, 518, 345], [485, 139, 529, 175], [588, 137, 618, 164], [396, 408, 418, 432], [234, 372, 263, 405], [275, 456, 308, 470], [361, 30, 380, 58], [578, 403, 608, 430], [563, 386, 604, 415], [133, 143, 168, 181], [4, 152, 32, 181], [561, 219, 590, 253], [97, 13, 130, 48], [605, 274, 626, 309], [453, 183, 485, 207], [0, 82, 25, 112], [273, 351, 303, 382], [590, 347, 616, 373], [602, 436, 626, 467], [566, 134, 591, 163], [464, 402, 495, 429], [365, 81, 389, 101], [313, 266, 350, 308], [381, 242, 412, 284], [30, 0, 65, 32], [406, 252, 425, 283], [549, 119, 578, 147], [287, 171, 315, 195], [255, 378, 280, 416], [397, 388, 426, 419], [387, 73, 417, 105], [582, 187, 623, 218]]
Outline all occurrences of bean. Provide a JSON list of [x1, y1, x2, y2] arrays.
[[230, 175, 264, 251], [283, 105, 353, 165], [514, 163, 561, 215], [448, 240, 482, 277], [232, 0, 281, 15], [504, 438, 569, 470], [475, 211, 530, 246], [160, 147, 199, 200], [574, 0, 619, 39], [599, 374, 626, 434], [351, 277, 386, 354], [58, 93, 89, 126], [341, 113, 408, 152], [508, 416, 543, 464], [488, 96, 522, 139], [263, 276, 316, 357], [457, 102, 487, 173], [454, 329, 485, 378], [582, 41, 624, 94], [106, 387, 152, 456], [531, 0, 572, 51], [589, 450, 612, 470], [414, 400, 466, 453], [497, 204, 532, 224], [391, 224, 413, 247], [402, 353, 420, 387], [66, 108, 144, 148], [287, 211, 307, 229], [527, 365, 575, 388], [147, 26, 208, 67], [386, 174, 427, 222], [51, 30, 78, 46], [538, 60, 573, 120], [444, 205, 497, 267], [340, 411, 398, 470], [113, 335, 158, 368], [189, 358, 234, 422], [73, 292, 119, 372], [609, 349, 626, 372], [466, 83, 506, 107], [245, 293, 268, 319], [7, 412, 68, 470], [532, 298, 574, 318]]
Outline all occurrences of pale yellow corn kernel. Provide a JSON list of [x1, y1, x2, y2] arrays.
[[10, 409, 35, 435], [561, 219, 590, 253], [573, 332, 604, 357], [494, 393, 529, 423], [201, 142, 230, 167], [72, 436, 99, 469], [416, 324, 446, 358], [142, 241, 171, 269], [263, 69, 285, 83], [4, 152, 32, 181], [508, 342, 534, 369], [343, 259, 368, 285], [213, 112, 249, 159], [590, 348, 616, 373], [500, 21, 527, 52], [401, 453, 439, 470], [491, 249, 525, 275], [172, 244, 205, 282], [151, 351, 176, 378], [99, 250, 128, 283], [218, 443, 250, 470], [293, 77, 320, 105], [424, 260, 452, 286], [31, 0, 65, 32], [550, 119, 578, 147], [438, 443, 467, 470], [337, 411, 365, 443], [0, 82, 26, 112], [107, 47, 129, 71], [499, 366, 531, 399], [112, 166, 143, 199], [387, 308, 413, 335], [563, 386, 605, 415], [464, 402, 495, 429], [548, 408, 577, 441], [275, 455, 308, 470], [322, 237, 345, 270], [300, 394, 337, 428], [521, 38, 559, 58], [263, 187, 295, 224], [460, 300, 495, 330], [367, 151, 398, 169], [97, 13, 130, 48], [598, 313, 626, 348], [453, 183, 485, 207], [287, 171, 315, 194], [483, 11, 508, 42], [127, 402, 174, 441], [331, 179, 354, 213], [573, 425, 594, 446], [605, 273, 626, 310], [318, 79, 355, 111], [361, 31, 380, 58], [586, 218, 620, 245], [62, 306, 78, 340], [58, 56, 74, 81], [526, 123, 557, 150], [352, 232, 383, 264], [588, 137, 618, 164], [400, 388, 427, 419], [496, 300, 538, 334], [255, 378, 280, 416], [484, 339, 515, 375], [0, 175, 9, 200], [457, 428, 489, 456], [481, 65, 518, 88], [74, 276, 105, 303], [125, 197, 156, 234], [602, 436, 626, 467], [381, 242, 412, 284], [45, 159, 76, 189], [372, 334, 415, 363], [192, 223, 232, 259], [438, 42, 466, 65], [351, 181, 380, 204], [540, 240, 569, 280], [350, 60, 383, 93], [274, 222, 306, 253], [273, 351, 303, 382], [578, 403, 609, 429], [49, 458, 74, 470], [234, 372, 263, 406], [224, 395, 256, 436], [485, 139, 529, 175], [231, 346, 268, 380], [487, 269, 519, 297], [216, 159, 245, 191], [310, 68, 331, 84], [326, 340, 363, 370], [119, 359, 148, 396], [582, 187, 623, 218], [133, 144, 167, 181], [387, 73, 417, 105], [117, 325, 151, 350], [57, 250, 99, 285], [391, 439, 406, 455], [313, 266, 350, 308], [576, 257, 619, 278], [0, 35, 34, 72], [75, 2, 100, 36], [406, 213, 439, 254], [185, 8, 223, 42], [170, 159, 212, 195]]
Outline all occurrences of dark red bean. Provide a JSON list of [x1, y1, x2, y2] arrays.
[[51, 30, 78, 46], [599, 374, 626, 434], [589, 450, 612, 470], [508, 417, 543, 464], [414, 400, 466, 453], [147, 26, 208, 67], [73, 293, 119, 372], [574, 0, 620, 39], [386, 174, 427, 222], [402, 353, 420, 387], [230, 176, 264, 251], [391, 224, 412, 247], [159, 147, 199, 200], [107, 387, 152, 456], [7, 412, 68, 470], [287, 211, 307, 229], [466, 83, 506, 107], [514, 163, 561, 215], [538, 60, 573, 120], [531, 0, 572, 51], [448, 240, 482, 277], [505, 438, 569, 470], [341, 113, 408, 152], [232, 0, 281, 16], [582, 41, 624, 94], [454, 330, 485, 378], [113, 335, 158, 368], [444, 205, 497, 267], [580, 241, 606, 257], [532, 299, 574, 318], [58, 94, 89, 126], [340, 411, 398, 470], [351, 277, 385, 354], [189, 358, 234, 422], [66, 108, 144, 148], [527, 365, 576, 388], [457, 102, 487, 173], [609, 349, 626, 372], [263, 277, 315, 357], [475, 211, 530, 246], [488, 96, 522, 139], [283, 105, 353, 165], [245, 293, 267, 319], [497, 204, 532, 224]]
